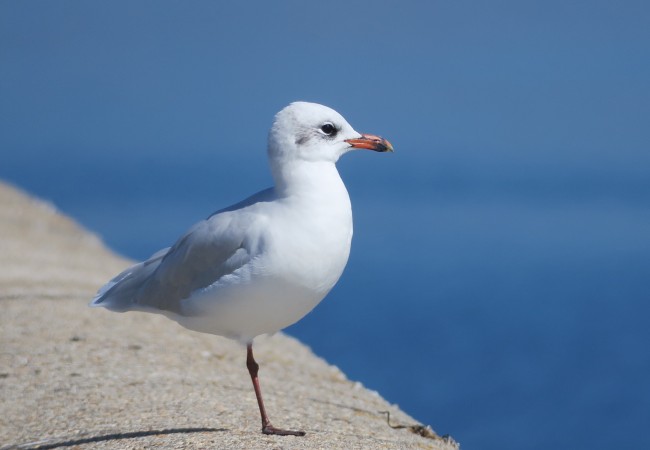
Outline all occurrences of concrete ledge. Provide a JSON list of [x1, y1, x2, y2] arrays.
[[0, 181, 459, 449]]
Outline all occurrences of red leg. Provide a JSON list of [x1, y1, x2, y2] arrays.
[[246, 344, 305, 436]]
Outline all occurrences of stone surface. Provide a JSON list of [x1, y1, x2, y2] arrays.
[[0, 181, 459, 449]]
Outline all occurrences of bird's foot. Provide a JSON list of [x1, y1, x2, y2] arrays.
[[262, 424, 306, 436]]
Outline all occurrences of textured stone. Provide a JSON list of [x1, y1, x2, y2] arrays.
[[0, 181, 459, 450]]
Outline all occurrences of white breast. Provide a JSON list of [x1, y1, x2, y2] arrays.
[[175, 162, 354, 342]]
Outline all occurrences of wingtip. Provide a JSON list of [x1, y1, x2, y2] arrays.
[[89, 280, 118, 308], [88, 297, 104, 308]]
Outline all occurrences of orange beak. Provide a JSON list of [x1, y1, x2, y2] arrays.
[[345, 133, 394, 153]]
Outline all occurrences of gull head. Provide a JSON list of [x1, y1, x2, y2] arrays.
[[268, 102, 393, 165]]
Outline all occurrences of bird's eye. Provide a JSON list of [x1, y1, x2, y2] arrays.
[[320, 123, 337, 136]]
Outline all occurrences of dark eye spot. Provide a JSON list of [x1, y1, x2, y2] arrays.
[[320, 123, 337, 136]]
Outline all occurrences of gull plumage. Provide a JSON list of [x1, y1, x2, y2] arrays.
[[91, 101, 393, 435]]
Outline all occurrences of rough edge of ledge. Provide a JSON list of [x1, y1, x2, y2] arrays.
[[0, 180, 460, 450]]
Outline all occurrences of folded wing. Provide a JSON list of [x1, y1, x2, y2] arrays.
[[91, 212, 252, 316]]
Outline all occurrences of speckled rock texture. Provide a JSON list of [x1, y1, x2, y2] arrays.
[[0, 181, 459, 449]]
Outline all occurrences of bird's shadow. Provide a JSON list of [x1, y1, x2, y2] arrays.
[[4, 427, 227, 450]]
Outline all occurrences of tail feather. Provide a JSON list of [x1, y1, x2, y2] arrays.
[[90, 248, 169, 312]]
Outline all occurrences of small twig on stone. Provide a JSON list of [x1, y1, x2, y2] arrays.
[[378, 410, 458, 444], [379, 410, 407, 429]]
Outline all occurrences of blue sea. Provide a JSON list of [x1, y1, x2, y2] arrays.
[[2, 2, 649, 448], [4, 148, 649, 450]]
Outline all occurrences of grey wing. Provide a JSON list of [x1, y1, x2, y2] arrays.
[[91, 213, 251, 315], [89, 248, 170, 311]]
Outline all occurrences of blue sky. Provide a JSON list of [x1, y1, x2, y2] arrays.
[[2, 1, 649, 171], [3, 1, 648, 253]]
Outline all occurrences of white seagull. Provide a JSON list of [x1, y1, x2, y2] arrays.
[[91, 101, 393, 436]]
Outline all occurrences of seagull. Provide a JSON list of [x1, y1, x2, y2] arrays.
[[90, 101, 393, 436]]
